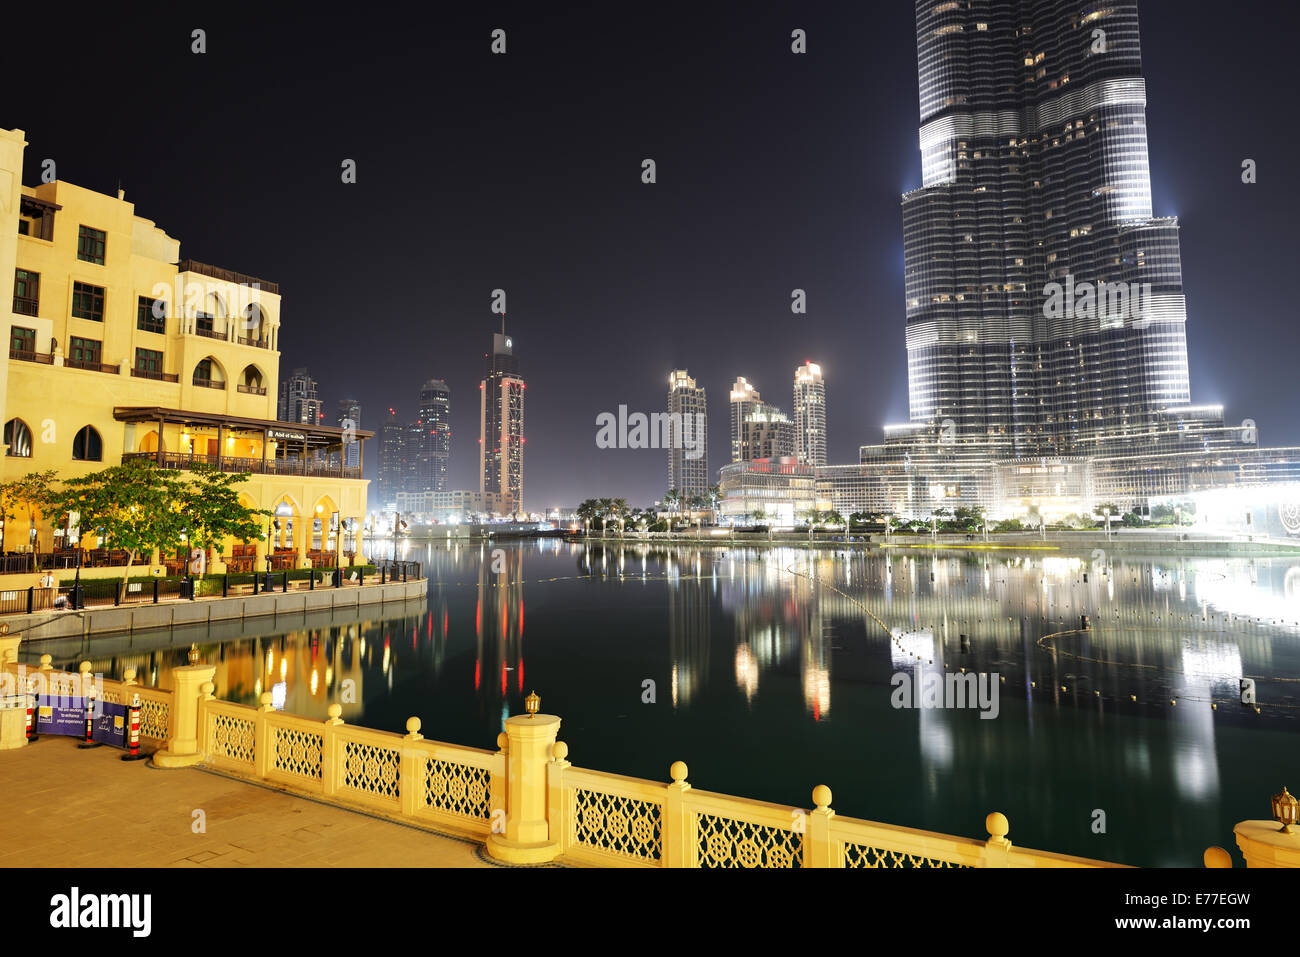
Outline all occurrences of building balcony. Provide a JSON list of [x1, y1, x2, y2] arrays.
[[193, 327, 227, 341], [131, 368, 180, 383], [123, 451, 362, 481], [65, 357, 121, 374], [192, 377, 225, 390], [9, 347, 54, 365], [235, 335, 270, 349], [177, 258, 279, 295], [237, 384, 268, 395]]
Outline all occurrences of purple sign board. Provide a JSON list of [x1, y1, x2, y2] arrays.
[[35, 695, 86, 737], [91, 701, 128, 748]]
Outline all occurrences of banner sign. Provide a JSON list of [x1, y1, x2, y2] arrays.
[[35, 695, 86, 736], [91, 701, 128, 748]]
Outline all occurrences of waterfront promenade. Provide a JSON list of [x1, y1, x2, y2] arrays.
[[0, 736, 490, 868]]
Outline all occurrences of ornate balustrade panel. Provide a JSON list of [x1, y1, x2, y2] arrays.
[[412, 740, 499, 836], [832, 817, 983, 868], [333, 725, 402, 810], [203, 700, 259, 772], [560, 767, 667, 867], [135, 686, 172, 744], [265, 713, 325, 791], [684, 790, 805, 868]]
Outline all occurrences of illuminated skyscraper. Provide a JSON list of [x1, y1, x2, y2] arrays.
[[667, 369, 708, 501], [479, 330, 525, 514], [336, 398, 362, 469], [730, 376, 794, 463], [278, 367, 322, 426], [903, 0, 1207, 456], [416, 378, 451, 493], [793, 361, 826, 468]]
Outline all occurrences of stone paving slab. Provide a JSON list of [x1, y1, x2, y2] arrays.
[[0, 737, 493, 868]]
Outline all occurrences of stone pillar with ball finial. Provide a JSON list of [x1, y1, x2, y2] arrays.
[[487, 690, 562, 864], [152, 646, 216, 768]]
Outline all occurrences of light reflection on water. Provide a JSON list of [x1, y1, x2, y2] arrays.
[[31, 538, 1300, 866]]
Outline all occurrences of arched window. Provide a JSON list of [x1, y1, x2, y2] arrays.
[[72, 425, 102, 461], [241, 303, 267, 345], [4, 418, 32, 457], [193, 357, 225, 389]]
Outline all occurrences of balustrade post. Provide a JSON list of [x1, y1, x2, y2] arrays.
[[152, 649, 216, 768], [664, 761, 692, 867], [979, 811, 1014, 867], [547, 741, 571, 854], [321, 704, 343, 797], [254, 691, 274, 779], [487, 702, 562, 864], [807, 785, 835, 867], [196, 680, 215, 758], [489, 732, 508, 834], [400, 717, 423, 817], [0, 624, 20, 667]]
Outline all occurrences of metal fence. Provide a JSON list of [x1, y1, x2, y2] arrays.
[[0, 566, 385, 614]]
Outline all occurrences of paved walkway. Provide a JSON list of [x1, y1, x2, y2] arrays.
[[0, 737, 493, 867]]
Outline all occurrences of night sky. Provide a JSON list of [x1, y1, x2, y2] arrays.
[[13, 1, 1299, 508]]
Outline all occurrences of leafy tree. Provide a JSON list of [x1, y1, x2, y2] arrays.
[[176, 466, 269, 575], [0, 469, 58, 561], [46, 461, 188, 582], [663, 489, 681, 514]]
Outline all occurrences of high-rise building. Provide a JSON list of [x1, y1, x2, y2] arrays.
[[667, 369, 708, 502], [376, 408, 405, 508], [729, 377, 761, 464], [416, 379, 451, 493], [479, 330, 525, 513], [792, 361, 827, 468], [336, 398, 362, 469], [902, 0, 1220, 458], [278, 367, 322, 425], [730, 377, 794, 463]]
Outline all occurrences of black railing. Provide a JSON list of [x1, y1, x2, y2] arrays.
[[191, 377, 226, 389], [1, 565, 381, 616], [9, 348, 54, 365], [375, 559, 421, 582], [121, 451, 361, 480], [236, 384, 267, 395], [236, 336, 269, 348], [131, 368, 180, 382], [65, 358, 120, 374], [178, 259, 280, 295]]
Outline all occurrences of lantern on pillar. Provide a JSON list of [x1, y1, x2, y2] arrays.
[[1272, 787, 1299, 833], [524, 690, 540, 718]]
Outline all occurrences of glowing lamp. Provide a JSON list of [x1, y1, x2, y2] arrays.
[[1272, 787, 1299, 833], [525, 690, 541, 717]]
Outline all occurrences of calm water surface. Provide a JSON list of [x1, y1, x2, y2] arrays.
[[31, 540, 1300, 867]]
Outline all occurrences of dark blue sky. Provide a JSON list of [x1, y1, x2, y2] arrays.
[[14, 1, 1300, 507]]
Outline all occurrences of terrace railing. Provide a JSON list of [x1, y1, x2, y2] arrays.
[[151, 662, 1126, 867]]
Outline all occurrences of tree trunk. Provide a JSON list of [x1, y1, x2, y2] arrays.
[[123, 550, 136, 585]]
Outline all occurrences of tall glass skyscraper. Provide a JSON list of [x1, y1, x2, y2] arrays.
[[793, 361, 827, 468], [667, 369, 709, 501], [903, 1, 1206, 457], [416, 378, 451, 492], [480, 331, 525, 513]]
